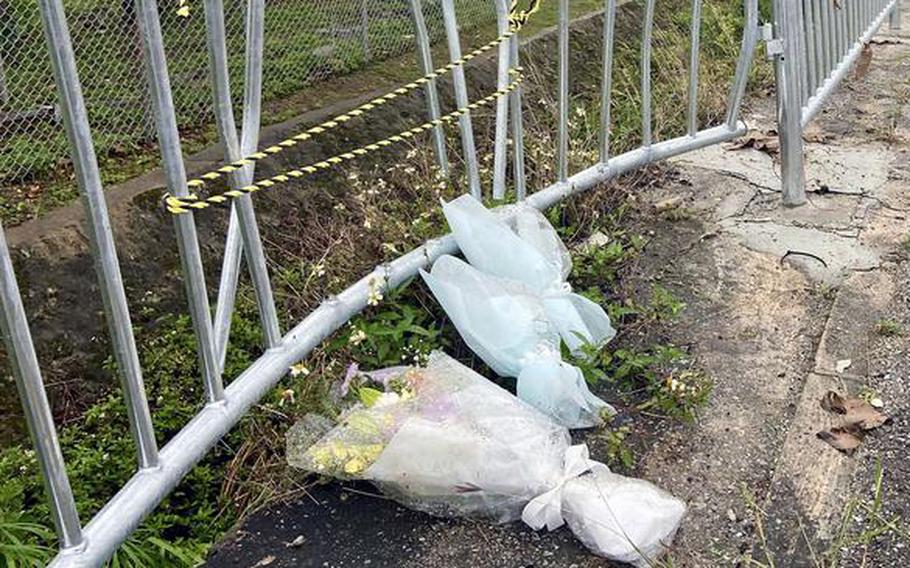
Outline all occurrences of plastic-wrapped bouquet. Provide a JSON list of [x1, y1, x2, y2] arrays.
[[443, 194, 616, 355], [421, 255, 611, 428], [418, 194, 619, 428], [288, 352, 686, 566]]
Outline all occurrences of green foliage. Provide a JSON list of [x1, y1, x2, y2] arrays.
[[329, 279, 448, 369], [0, 308, 265, 566], [875, 318, 904, 337], [602, 426, 634, 471], [648, 285, 687, 321]]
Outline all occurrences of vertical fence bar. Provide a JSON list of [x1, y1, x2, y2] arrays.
[[892, 0, 902, 29], [409, 0, 449, 177], [135, 0, 224, 402], [38, 0, 158, 468], [825, 0, 837, 74], [557, 0, 569, 182], [726, 0, 759, 128], [803, 0, 818, 97], [492, 0, 511, 199], [796, 0, 810, 105], [687, 0, 703, 136], [773, 0, 807, 205], [0, 225, 82, 549], [641, 0, 655, 146], [818, 0, 832, 78], [599, 0, 617, 162], [212, 0, 280, 370], [811, 0, 825, 88], [845, 0, 863, 47], [837, 0, 847, 59], [440, 0, 481, 198], [509, 10, 527, 200], [202, 0, 281, 351]]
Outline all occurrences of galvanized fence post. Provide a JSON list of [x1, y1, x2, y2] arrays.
[[599, 0, 616, 163], [0, 223, 82, 550], [37, 0, 158, 468], [772, 0, 807, 206], [440, 0, 482, 198], [134, 0, 225, 401], [892, 0, 902, 29], [202, 0, 282, 355], [557, 0, 569, 182], [509, 3, 527, 200], [492, 0, 512, 200], [408, 0, 450, 177]]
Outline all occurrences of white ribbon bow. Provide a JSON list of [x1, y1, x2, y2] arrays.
[[521, 444, 609, 531]]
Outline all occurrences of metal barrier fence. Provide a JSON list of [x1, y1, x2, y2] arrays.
[[0, 0, 493, 183], [770, 0, 902, 205], [3, 0, 835, 564]]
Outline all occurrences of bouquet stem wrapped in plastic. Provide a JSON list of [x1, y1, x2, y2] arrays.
[[288, 353, 686, 567]]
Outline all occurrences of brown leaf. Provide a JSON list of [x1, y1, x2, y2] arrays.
[[820, 391, 889, 430], [724, 130, 780, 155], [817, 424, 864, 455], [853, 44, 873, 80]]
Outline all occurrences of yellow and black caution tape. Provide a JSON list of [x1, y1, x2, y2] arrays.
[[164, 0, 540, 215], [166, 70, 524, 214]]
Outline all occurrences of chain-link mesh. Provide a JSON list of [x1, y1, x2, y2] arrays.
[[0, 0, 495, 183]]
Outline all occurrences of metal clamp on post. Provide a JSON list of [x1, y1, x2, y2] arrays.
[[761, 22, 783, 60]]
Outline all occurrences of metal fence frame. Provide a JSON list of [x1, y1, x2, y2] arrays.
[[771, 0, 901, 205], [5, 0, 771, 564]]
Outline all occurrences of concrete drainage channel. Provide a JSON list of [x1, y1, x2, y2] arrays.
[[206, 9, 910, 568]]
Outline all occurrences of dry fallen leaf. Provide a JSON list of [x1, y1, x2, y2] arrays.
[[854, 44, 873, 80], [817, 424, 864, 456], [835, 359, 852, 373], [253, 555, 276, 567], [820, 390, 889, 430], [724, 130, 780, 155]]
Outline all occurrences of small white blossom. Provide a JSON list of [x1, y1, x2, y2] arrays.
[[289, 363, 310, 377], [367, 277, 384, 306], [349, 329, 367, 346]]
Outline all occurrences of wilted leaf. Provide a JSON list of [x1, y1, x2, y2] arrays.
[[854, 44, 873, 80], [820, 390, 888, 430], [724, 130, 780, 155], [254, 555, 276, 567], [817, 425, 863, 455]]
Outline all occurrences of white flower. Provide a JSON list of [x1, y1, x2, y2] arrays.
[[312, 263, 326, 277], [289, 363, 310, 377], [373, 392, 401, 408], [367, 277, 384, 306], [279, 388, 295, 406], [349, 329, 367, 346]]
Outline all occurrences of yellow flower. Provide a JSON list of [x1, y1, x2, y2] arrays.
[[344, 457, 366, 475], [176, 3, 190, 17]]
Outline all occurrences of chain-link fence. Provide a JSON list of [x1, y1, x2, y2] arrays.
[[0, 0, 494, 184]]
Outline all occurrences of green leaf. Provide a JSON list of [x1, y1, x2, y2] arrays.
[[358, 387, 384, 407]]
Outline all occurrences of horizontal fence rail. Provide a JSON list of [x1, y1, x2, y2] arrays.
[[3, 0, 774, 564], [772, 0, 901, 205]]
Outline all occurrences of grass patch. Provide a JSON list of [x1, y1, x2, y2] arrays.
[[875, 318, 904, 337]]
